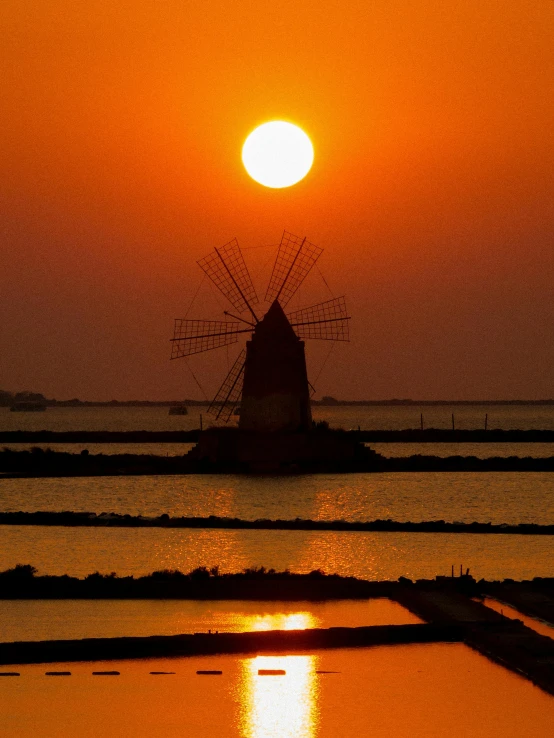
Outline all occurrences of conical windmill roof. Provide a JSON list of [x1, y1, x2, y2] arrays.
[[255, 300, 298, 342], [239, 298, 311, 432]]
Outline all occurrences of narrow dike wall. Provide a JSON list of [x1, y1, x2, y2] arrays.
[[0, 623, 461, 666], [1, 511, 553, 535]]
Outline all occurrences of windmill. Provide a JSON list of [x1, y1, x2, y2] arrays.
[[171, 231, 350, 435]]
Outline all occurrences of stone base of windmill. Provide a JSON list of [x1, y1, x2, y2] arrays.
[[188, 426, 381, 473]]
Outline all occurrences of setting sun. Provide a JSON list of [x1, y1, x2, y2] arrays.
[[242, 121, 314, 188]]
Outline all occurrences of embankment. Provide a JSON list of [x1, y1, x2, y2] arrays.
[[1, 511, 553, 535], [3, 446, 554, 476], [0, 623, 462, 665]]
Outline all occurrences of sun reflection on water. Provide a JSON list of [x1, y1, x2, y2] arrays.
[[240, 654, 318, 738], [236, 611, 318, 738], [241, 612, 317, 632]]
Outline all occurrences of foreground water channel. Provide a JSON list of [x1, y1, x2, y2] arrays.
[[2, 645, 553, 737]]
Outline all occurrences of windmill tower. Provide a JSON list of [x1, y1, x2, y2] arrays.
[[171, 232, 353, 467]]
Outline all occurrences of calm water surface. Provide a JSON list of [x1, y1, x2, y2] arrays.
[[1, 526, 551, 581], [372, 442, 554, 458], [1, 407, 552, 630], [1, 645, 552, 736], [2, 442, 196, 456], [480, 598, 554, 637], [4, 404, 554, 432], [2, 472, 553, 524], [2, 406, 553, 724], [0, 599, 421, 642]]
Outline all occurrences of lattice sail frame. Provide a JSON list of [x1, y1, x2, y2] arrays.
[[264, 231, 323, 308], [197, 239, 258, 317], [287, 296, 350, 341], [171, 319, 251, 359], [207, 349, 246, 422], [172, 233, 350, 423]]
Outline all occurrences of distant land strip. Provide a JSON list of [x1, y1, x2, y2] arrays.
[[4, 394, 554, 408], [3, 429, 554, 444], [1, 511, 552, 535]]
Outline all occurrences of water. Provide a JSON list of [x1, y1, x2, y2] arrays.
[[1, 526, 551, 581], [1, 405, 553, 722], [2, 645, 553, 736], [1, 405, 552, 621], [372, 442, 554, 458], [3, 403, 554, 432], [2, 472, 553, 525], [0, 406, 205, 433], [0, 599, 421, 643], [479, 598, 554, 638], [2, 442, 196, 456]]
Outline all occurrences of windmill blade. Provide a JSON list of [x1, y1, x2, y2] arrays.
[[170, 320, 250, 359], [197, 239, 259, 320], [287, 296, 350, 341], [207, 349, 246, 422], [264, 231, 323, 308]]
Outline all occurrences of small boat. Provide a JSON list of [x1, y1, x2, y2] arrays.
[[10, 402, 47, 412], [168, 404, 188, 415]]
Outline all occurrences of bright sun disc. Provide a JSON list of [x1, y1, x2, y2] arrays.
[[242, 121, 314, 188]]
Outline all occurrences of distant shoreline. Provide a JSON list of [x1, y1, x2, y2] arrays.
[[4, 398, 554, 408], [3, 428, 554, 444]]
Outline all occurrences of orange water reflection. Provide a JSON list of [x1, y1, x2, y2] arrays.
[[240, 654, 318, 738], [481, 597, 554, 639], [241, 611, 315, 633], [237, 612, 318, 737], [2, 644, 554, 736]]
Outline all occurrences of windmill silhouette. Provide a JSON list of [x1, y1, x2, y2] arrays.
[[171, 231, 350, 433]]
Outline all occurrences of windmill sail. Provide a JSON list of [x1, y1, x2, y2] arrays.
[[172, 231, 349, 428], [264, 231, 323, 308], [197, 239, 259, 319], [207, 349, 246, 422], [287, 296, 350, 341], [170, 320, 250, 358]]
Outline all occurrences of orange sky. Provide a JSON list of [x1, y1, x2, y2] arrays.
[[1, 1, 553, 400]]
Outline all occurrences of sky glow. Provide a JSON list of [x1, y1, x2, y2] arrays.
[[1, 1, 553, 400]]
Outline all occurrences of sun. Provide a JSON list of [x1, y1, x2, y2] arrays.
[[242, 121, 314, 188]]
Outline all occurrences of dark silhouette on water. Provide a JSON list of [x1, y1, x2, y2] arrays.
[[4, 442, 554, 476], [170, 233, 358, 470]]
